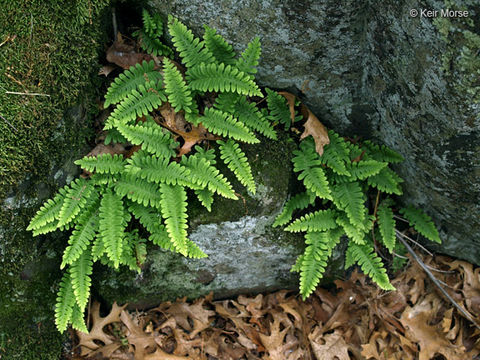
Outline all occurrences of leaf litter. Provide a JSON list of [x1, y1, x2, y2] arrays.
[[69, 254, 480, 359]]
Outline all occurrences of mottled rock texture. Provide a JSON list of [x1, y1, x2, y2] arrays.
[[150, 0, 480, 264]]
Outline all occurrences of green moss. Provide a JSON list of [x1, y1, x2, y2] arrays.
[[433, 0, 480, 121], [0, 1, 112, 358]]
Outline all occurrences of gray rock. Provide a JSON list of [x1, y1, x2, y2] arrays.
[[150, 0, 480, 264]]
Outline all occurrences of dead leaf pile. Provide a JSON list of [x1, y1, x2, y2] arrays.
[[70, 254, 480, 360]]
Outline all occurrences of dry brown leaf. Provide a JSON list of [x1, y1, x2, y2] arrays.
[[309, 328, 350, 360], [259, 312, 296, 360], [98, 65, 116, 77], [278, 91, 297, 124], [299, 104, 329, 156], [106, 32, 153, 69]]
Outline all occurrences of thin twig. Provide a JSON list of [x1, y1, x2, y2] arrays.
[[425, 264, 456, 274], [0, 113, 17, 132], [112, 7, 118, 41], [373, 190, 380, 218], [396, 232, 480, 330], [393, 214, 409, 223], [395, 229, 433, 256], [5, 91, 50, 97]]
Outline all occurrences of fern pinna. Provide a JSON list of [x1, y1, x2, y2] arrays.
[[27, 12, 280, 333], [274, 127, 441, 299]]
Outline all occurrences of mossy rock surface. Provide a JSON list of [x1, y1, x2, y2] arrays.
[[0, 1, 111, 358], [151, 0, 480, 264]]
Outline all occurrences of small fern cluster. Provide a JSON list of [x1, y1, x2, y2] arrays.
[[28, 12, 289, 333], [274, 132, 442, 299]]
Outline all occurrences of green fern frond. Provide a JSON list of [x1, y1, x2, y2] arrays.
[[27, 188, 67, 232], [235, 37, 261, 77], [265, 88, 291, 129], [107, 82, 166, 128], [377, 202, 396, 253], [163, 58, 193, 113], [232, 96, 277, 140], [214, 92, 239, 113], [347, 160, 388, 180], [320, 131, 350, 176], [75, 154, 126, 175], [273, 192, 315, 227], [120, 230, 144, 272], [104, 128, 128, 145], [134, 11, 172, 57], [61, 195, 100, 269], [203, 25, 236, 65], [195, 188, 214, 211], [55, 272, 76, 333], [116, 121, 177, 158], [367, 167, 403, 195], [194, 145, 216, 164], [125, 151, 190, 185], [193, 108, 259, 144], [291, 254, 305, 273], [331, 182, 365, 227], [128, 202, 162, 233], [218, 139, 256, 194], [99, 190, 127, 268], [362, 140, 404, 163], [185, 239, 208, 258], [69, 249, 93, 311], [187, 62, 262, 97], [336, 213, 374, 244], [345, 242, 395, 291], [292, 138, 321, 171], [159, 183, 189, 256], [57, 178, 94, 228], [167, 16, 212, 68], [400, 206, 441, 243], [71, 302, 88, 333], [285, 210, 338, 233], [114, 173, 163, 209], [104, 61, 163, 107], [181, 152, 237, 199], [299, 230, 341, 299]]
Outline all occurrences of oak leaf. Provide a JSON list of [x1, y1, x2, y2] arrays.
[[300, 104, 329, 156]]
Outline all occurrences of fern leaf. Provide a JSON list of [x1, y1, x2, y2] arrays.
[[75, 154, 126, 175], [168, 16, 212, 68], [120, 230, 143, 272], [69, 249, 93, 311], [266, 88, 291, 129], [203, 25, 236, 65], [346, 242, 395, 291], [194, 145, 216, 164], [320, 131, 350, 176], [347, 160, 388, 180], [377, 202, 396, 253], [114, 173, 163, 209], [331, 182, 365, 227], [61, 194, 100, 269], [362, 140, 404, 163], [233, 96, 277, 139], [291, 254, 305, 273], [141, 9, 163, 36], [195, 188, 214, 211], [273, 192, 315, 227], [367, 167, 403, 195], [193, 108, 259, 144], [218, 139, 256, 193], [214, 92, 239, 114], [57, 178, 94, 228], [187, 62, 262, 97], [134, 11, 172, 57], [71, 302, 88, 333], [107, 82, 166, 127], [27, 188, 67, 232], [163, 58, 193, 113], [159, 183, 189, 256], [104, 128, 128, 145], [116, 121, 177, 158], [55, 272, 76, 333], [336, 213, 374, 244], [104, 61, 163, 107], [91, 237, 105, 262], [99, 190, 127, 268], [299, 231, 339, 299], [125, 151, 190, 185], [185, 239, 208, 258], [285, 210, 338, 233], [181, 153, 237, 199], [400, 206, 441, 243], [235, 37, 261, 77]]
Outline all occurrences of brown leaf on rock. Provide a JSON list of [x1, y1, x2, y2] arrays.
[[299, 104, 329, 156], [106, 32, 153, 69], [98, 65, 116, 77], [278, 91, 297, 124]]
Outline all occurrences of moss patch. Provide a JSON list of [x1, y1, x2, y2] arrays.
[[0, 1, 112, 358]]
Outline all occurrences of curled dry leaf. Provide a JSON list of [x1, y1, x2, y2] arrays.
[[106, 32, 154, 69], [309, 328, 350, 360], [299, 104, 329, 156], [278, 91, 297, 125]]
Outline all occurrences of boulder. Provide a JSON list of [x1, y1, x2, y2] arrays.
[[150, 0, 480, 264]]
